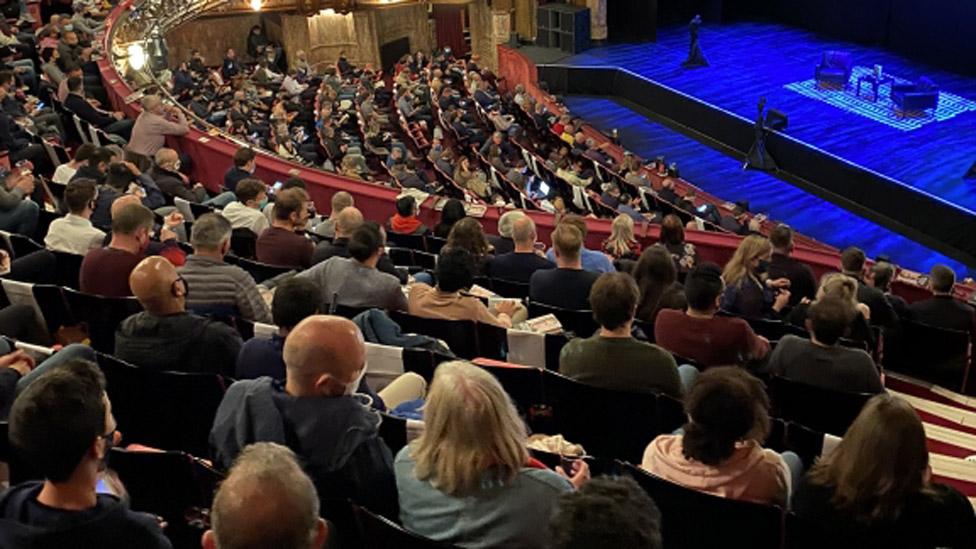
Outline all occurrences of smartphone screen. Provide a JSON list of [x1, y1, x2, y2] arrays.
[[273, 181, 283, 191]]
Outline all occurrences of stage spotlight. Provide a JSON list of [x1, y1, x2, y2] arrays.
[[127, 43, 146, 70], [250, 0, 261, 11]]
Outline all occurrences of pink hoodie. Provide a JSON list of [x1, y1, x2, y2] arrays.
[[641, 434, 790, 507]]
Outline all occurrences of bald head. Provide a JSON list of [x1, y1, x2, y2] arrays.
[[204, 443, 326, 549], [110, 194, 142, 220], [511, 215, 536, 246], [334, 207, 364, 237], [283, 315, 365, 397], [129, 256, 185, 314]]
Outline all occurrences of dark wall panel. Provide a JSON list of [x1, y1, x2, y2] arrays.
[[607, 0, 657, 42], [887, 0, 976, 75], [774, 0, 891, 44]]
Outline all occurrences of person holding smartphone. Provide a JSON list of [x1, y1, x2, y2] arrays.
[[0, 166, 39, 235]]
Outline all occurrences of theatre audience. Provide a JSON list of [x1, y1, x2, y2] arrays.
[[178, 214, 272, 323], [212, 315, 400, 517], [487, 215, 554, 283], [52, 143, 96, 184], [633, 245, 687, 327], [786, 273, 876, 353], [64, 76, 133, 140], [793, 394, 975, 547], [655, 263, 770, 367], [202, 442, 328, 549], [79, 201, 156, 297], [767, 296, 883, 394], [545, 215, 615, 273], [298, 222, 408, 312], [389, 195, 428, 236], [115, 256, 242, 375], [311, 207, 405, 283], [721, 235, 791, 319], [148, 148, 207, 204], [0, 168, 39, 236], [603, 214, 641, 261], [255, 187, 314, 269], [549, 476, 662, 549], [768, 224, 816, 306], [559, 273, 691, 398], [235, 277, 320, 380], [445, 217, 493, 275], [433, 198, 466, 239], [220, 178, 270, 236], [909, 264, 976, 340], [531, 223, 601, 311], [410, 248, 521, 328], [396, 360, 588, 547], [642, 367, 797, 507], [658, 214, 696, 275], [865, 261, 910, 320], [1, 359, 172, 548], [224, 147, 257, 193], [313, 190, 353, 239], [44, 178, 104, 255], [488, 210, 522, 255], [126, 95, 190, 160], [840, 246, 897, 328]]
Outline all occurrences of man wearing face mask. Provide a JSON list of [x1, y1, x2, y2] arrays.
[[149, 148, 236, 208], [114, 256, 242, 377], [220, 178, 269, 236], [0, 359, 172, 548], [211, 315, 400, 518]]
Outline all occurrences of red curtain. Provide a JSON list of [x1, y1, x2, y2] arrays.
[[433, 5, 468, 56]]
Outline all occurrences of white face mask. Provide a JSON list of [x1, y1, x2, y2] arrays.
[[343, 363, 367, 396]]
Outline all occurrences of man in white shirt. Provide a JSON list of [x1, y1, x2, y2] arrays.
[[220, 178, 269, 236], [44, 179, 106, 255], [52, 143, 96, 185], [281, 72, 307, 98]]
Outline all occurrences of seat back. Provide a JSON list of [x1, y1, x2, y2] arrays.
[[96, 353, 229, 456], [744, 317, 808, 341], [489, 277, 530, 299], [225, 255, 294, 283], [884, 320, 971, 393], [768, 376, 872, 437], [542, 371, 684, 462], [425, 236, 447, 254], [230, 227, 257, 259], [354, 505, 455, 549], [109, 449, 224, 548], [622, 462, 784, 549], [475, 363, 546, 422], [527, 300, 598, 338], [386, 232, 427, 252], [62, 288, 143, 353], [389, 311, 479, 359], [50, 250, 84, 289]]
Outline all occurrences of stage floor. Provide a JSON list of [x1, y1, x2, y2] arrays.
[[560, 21, 976, 272]]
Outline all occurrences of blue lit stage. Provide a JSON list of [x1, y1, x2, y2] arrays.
[[558, 21, 976, 275]]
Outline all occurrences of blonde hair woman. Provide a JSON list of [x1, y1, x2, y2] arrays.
[[602, 214, 642, 261], [794, 394, 976, 546], [395, 361, 589, 547], [785, 272, 877, 353], [720, 235, 791, 318]]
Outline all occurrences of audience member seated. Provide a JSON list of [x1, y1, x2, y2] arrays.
[[0, 338, 96, 419], [236, 277, 320, 380], [255, 188, 314, 269], [768, 296, 883, 394], [549, 476, 662, 549], [840, 246, 897, 328], [52, 144, 96, 184], [179, 214, 272, 323], [432, 198, 465, 239], [545, 215, 614, 274], [655, 263, 770, 367], [147, 148, 206, 204], [768, 224, 816, 307], [603, 214, 641, 261], [658, 214, 697, 275], [721, 235, 791, 319], [642, 367, 797, 507], [531, 223, 601, 311], [115, 256, 242, 376], [63, 75, 133, 140], [793, 394, 976, 546], [0, 168, 39, 236], [224, 147, 257, 194], [311, 207, 405, 283], [44, 179, 104, 255], [633, 245, 687, 328], [908, 264, 976, 340], [90, 160, 168, 231], [445, 217, 493, 275], [388, 195, 428, 236], [220, 178, 269, 236], [212, 315, 401, 517], [487, 215, 554, 283], [560, 272, 692, 398], [488, 210, 522, 255], [126, 95, 190, 161], [202, 442, 328, 549], [299, 222, 407, 312], [79, 202, 158, 297], [865, 261, 910, 320], [786, 273, 875, 352], [313, 191, 352, 239], [1, 359, 172, 548], [396, 360, 588, 547], [410, 248, 522, 328]]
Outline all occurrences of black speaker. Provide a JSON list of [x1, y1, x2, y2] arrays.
[[766, 109, 788, 131]]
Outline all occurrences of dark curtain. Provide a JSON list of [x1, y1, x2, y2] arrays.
[[607, 0, 658, 42], [433, 5, 468, 56], [887, 0, 976, 75], [773, 0, 891, 44]]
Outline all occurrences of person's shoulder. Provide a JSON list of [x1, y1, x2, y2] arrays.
[[115, 505, 173, 548], [518, 466, 573, 494]]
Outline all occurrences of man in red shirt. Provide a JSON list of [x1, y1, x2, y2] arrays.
[[655, 263, 770, 367]]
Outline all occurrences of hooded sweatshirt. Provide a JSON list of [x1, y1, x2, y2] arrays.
[[209, 377, 397, 517], [641, 434, 790, 507], [0, 481, 172, 549], [114, 311, 243, 377], [389, 214, 427, 235]]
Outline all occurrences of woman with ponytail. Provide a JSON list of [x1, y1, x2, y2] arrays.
[[640, 367, 798, 507]]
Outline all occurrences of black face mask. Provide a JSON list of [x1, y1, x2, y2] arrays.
[[756, 259, 770, 274]]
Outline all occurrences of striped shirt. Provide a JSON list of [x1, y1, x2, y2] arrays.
[[178, 255, 272, 323]]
